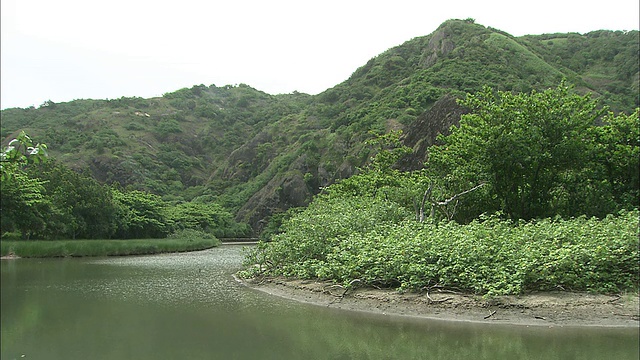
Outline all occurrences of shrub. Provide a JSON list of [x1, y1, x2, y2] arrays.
[[241, 209, 639, 297]]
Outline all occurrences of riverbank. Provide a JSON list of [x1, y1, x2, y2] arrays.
[[0, 238, 220, 258], [238, 277, 640, 328]]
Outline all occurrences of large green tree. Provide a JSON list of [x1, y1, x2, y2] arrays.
[[428, 84, 639, 221], [111, 189, 170, 239], [28, 161, 118, 239], [167, 201, 250, 238]]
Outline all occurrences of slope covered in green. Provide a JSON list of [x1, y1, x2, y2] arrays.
[[2, 19, 638, 232]]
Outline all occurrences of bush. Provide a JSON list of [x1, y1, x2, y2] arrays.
[[241, 209, 639, 297]]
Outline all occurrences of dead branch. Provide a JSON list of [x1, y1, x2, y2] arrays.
[[424, 284, 468, 296], [484, 310, 497, 319], [606, 295, 622, 304], [324, 279, 362, 304], [425, 289, 453, 304], [435, 183, 486, 207], [419, 182, 486, 222]]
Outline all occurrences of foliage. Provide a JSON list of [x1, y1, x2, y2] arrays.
[[242, 195, 413, 279], [0, 133, 249, 240], [166, 201, 251, 238], [0, 132, 50, 239], [26, 161, 119, 239], [111, 189, 170, 239], [427, 84, 639, 221], [240, 86, 639, 296], [591, 109, 640, 209], [0, 170, 49, 239], [242, 209, 639, 296]]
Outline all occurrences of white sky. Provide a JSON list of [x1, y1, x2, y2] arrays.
[[1, 0, 638, 110]]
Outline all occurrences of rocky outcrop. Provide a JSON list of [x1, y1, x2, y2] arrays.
[[419, 27, 456, 68], [235, 155, 314, 234], [400, 94, 469, 170]]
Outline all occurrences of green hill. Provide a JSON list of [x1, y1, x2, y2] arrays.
[[2, 19, 638, 233]]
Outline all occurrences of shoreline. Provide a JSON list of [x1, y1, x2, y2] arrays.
[[237, 276, 640, 328]]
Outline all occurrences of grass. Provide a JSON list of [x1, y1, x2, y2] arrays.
[[0, 238, 220, 258]]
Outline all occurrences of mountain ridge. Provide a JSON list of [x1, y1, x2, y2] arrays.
[[2, 19, 638, 232]]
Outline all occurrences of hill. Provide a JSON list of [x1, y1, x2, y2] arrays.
[[2, 19, 638, 233]]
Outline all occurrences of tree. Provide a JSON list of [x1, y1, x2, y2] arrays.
[[111, 189, 169, 239], [0, 132, 49, 239], [28, 161, 118, 239], [166, 201, 249, 238], [590, 109, 640, 210], [427, 84, 633, 221]]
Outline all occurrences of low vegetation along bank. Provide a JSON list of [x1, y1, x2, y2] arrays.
[[240, 206, 638, 297], [0, 237, 220, 258]]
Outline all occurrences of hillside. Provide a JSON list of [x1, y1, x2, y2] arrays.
[[2, 19, 638, 233]]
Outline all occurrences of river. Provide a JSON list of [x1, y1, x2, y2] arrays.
[[1, 245, 638, 359]]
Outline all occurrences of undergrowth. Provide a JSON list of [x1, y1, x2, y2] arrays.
[[240, 204, 638, 297]]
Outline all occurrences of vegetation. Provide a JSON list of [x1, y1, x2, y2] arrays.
[[427, 84, 639, 222], [240, 84, 639, 296], [1, 134, 250, 240], [241, 206, 638, 296], [0, 237, 219, 258]]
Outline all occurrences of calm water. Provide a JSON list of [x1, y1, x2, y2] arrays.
[[1, 245, 638, 360]]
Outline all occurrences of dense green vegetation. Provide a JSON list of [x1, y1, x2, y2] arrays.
[[240, 85, 639, 296], [0, 236, 220, 258], [1, 20, 638, 232], [242, 203, 638, 296], [427, 84, 639, 222], [0, 133, 249, 240]]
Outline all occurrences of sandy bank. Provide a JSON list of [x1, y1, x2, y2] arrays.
[[238, 277, 639, 328]]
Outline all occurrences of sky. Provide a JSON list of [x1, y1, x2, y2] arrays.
[[1, 0, 639, 110]]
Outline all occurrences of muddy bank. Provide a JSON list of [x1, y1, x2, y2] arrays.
[[238, 277, 639, 328]]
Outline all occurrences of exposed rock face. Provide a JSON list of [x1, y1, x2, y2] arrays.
[[400, 94, 469, 170], [220, 131, 274, 182], [420, 27, 456, 68], [235, 154, 314, 234]]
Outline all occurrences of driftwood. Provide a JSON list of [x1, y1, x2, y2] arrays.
[[425, 290, 453, 304], [324, 279, 362, 304], [484, 310, 497, 319], [422, 284, 456, 304]]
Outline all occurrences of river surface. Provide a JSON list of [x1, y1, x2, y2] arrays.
[[1, 245, 638, 360]]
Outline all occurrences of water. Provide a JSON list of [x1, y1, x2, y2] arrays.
[[1, 245, 638, 360]]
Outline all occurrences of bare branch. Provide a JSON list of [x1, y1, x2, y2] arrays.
[[436, 183, 486, 207]]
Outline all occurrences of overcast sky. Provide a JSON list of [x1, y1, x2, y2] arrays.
[[1, 0, 638, 110]]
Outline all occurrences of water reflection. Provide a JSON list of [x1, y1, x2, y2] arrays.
[[2, 246, 638, 360]]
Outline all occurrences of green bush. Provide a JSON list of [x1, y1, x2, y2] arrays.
[[241, 209, 639, 297]]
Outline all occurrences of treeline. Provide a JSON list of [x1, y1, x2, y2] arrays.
[[0, 133, 250, 240], [241, 85, 640, 296]]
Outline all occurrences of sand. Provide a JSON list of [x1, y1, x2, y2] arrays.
[[238, 277, 639, 328]]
